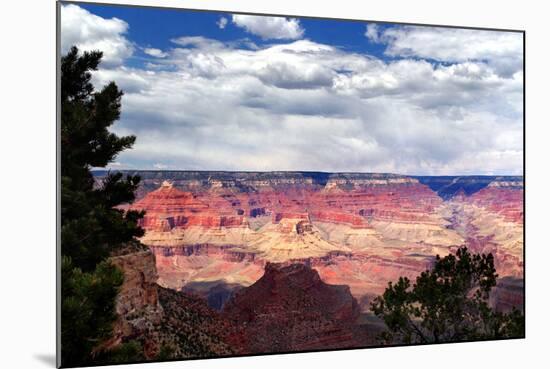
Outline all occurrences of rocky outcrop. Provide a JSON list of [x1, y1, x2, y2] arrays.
[[222, 263, 360, 353], [105, 249, 164, 358], [103, 253, 375, 357], [156, 287, 247, 357], [103, 248, 247, 360]]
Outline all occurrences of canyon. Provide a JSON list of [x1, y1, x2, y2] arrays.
[[94, 170, 524, 358]]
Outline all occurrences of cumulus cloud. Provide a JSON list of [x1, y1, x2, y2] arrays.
[[217, 17, 228, 29], [143, 47, 167, 58], [231, 14, 304, 40], [368, 25, 523, 77], [93, 35, 522, 175], [92, 66, 151, 94], [60, 4, 133, 67]]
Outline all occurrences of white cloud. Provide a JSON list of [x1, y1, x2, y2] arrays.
[[217, 17, 228, 29], [92, 34, 522, 175], [370, 25, 523, 77], [171, 36, 225, 50], [231, 14, 304, 40], [60, 5, 523, 175], [60, 4, 133, 67], [92, 66, 151, 94], [143, 47, 167, 58], [365, 24, 380, 43]]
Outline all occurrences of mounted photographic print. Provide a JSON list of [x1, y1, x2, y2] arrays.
[[57, 1, 525, 367]]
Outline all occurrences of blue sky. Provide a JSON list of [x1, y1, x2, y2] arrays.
[[60, 2, 524, 175], [78, 2, 390, 62]]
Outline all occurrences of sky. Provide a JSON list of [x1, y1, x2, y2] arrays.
[[60, 2, 524, 175]]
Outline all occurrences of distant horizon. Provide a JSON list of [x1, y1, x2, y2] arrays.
[[91, 168, 524, 178]]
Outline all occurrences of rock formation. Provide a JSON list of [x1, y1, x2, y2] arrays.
[[104, 250, 378, 358], [95, 171, 524, 314], [222, 263, 360, 353], [103, 246, 247, 360], [104, 248, 164, 358]]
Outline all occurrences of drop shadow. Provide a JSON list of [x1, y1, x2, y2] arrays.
[[33, 353, 57, 367]]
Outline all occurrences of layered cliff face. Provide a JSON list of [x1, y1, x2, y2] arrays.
[[248, 214, 349, 262], [222, 263, 361, 352], [103, 247, 248, 360], [131, 181, 246, 232], [467, 181, 524, 224], [95, 171, 523, 313], [444, 180, 524, 278]]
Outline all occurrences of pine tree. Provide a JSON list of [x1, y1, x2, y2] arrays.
[[61, 46, 145, 366], [370, 247, 525, 344]]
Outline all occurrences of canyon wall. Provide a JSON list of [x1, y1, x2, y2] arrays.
[[95, 171, 524, 313]]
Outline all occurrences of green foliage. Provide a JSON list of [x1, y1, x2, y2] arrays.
[[371, 247, 524, 344], [61, 257, 124, 365], [61, 46, 145, 366], [94, 341, 145, 364], [61, 46, 135, 184], [61, 172, 144, 271], [156, 344, 176, 361], [61, 46, 144, 271]]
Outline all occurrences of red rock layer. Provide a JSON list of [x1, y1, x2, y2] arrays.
[[132, 179, 444, 233], [311, 184, 442, 224], [272, 211, 309, 223], [223, 263, 360, 353], [130, 181, 245, 231], [467, 186, 524, 224]]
